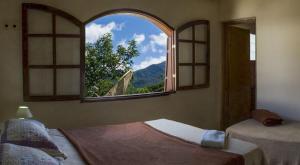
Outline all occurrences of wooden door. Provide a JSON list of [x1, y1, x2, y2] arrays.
[[223, 26, 251, 128]]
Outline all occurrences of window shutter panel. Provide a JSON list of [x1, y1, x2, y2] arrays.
[[176, 20, 210, 90], [22, 3, 83, 101], [165, 32, 176, 92]]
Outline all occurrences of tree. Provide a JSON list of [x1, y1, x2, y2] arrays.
[[85, 33, 139, 97], [126, 81, 164, 95]]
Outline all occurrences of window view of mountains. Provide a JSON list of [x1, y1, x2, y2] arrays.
[[84, 14, 168, 97], [129, 61, 165, 93], [84, 32, 166, 96], [125, 61, 165, 94]]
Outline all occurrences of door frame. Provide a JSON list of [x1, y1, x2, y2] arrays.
[[221, 17, 257, 130]]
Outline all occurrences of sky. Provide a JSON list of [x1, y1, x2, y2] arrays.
[[85, 14, 168, 71]]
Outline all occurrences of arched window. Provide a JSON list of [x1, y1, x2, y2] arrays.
[[82, 10, 175, 101], [22, 4, 209, 102]]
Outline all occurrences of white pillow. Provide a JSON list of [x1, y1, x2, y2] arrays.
[[0, 143, 60, 165], [1, 119, 66, 159]]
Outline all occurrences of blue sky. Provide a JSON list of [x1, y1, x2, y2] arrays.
[[85, 14, 167, 71]]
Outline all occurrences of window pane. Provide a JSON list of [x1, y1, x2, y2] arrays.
[[195, 43, 207, 63], [28, 37, 53, 65], [28, 9, 52, 34], [195, 24, 207, 41], [178, 42, 193, 63], [178, 66, 193, 87], [195, 66, 207, 85], [56, 38, 80, 65], [29, 69, 53, 95], [56, 69, 80, 95], [178, 27, 193, 40], [56, 15, 80, 34]]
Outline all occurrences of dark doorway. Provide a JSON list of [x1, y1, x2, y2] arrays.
[[222, 18, 256, 129]]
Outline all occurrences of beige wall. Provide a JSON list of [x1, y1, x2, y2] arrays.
[[220, 0, 300, 121], [0, 0, 222, 128]]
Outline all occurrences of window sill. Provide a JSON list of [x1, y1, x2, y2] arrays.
[[81, 91, 175, 103]]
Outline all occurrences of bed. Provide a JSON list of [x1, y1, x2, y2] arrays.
[[47, 119, 263, 165], [226, 119, 300, 165]]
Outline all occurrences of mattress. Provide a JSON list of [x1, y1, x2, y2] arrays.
[[49, 119, 262, 165], [227, 119, 300, 165]]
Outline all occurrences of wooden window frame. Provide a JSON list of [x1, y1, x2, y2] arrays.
[[176, 20, 210, 90], [22, 3, 84, 101], [22, 5, 176, 102], [22, 4, 212, 102], [81, 9, 176, 102], [22, 5, 179, 102]]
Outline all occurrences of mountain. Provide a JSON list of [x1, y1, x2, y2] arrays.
[[132, 61, 165, 88]]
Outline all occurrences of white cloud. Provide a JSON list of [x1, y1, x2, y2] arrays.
[[141, 43, 157, 53], [149, 33, 168, 47], [141, 45, 149, 53], [85, 22, 124, 43], [133, 55, 166, 71], [141, 33, 168, 53], [115, 22, 125, 31], [118, 39, 128, 48], [118, 34, 145, 49], [133, 33, 145, 45]]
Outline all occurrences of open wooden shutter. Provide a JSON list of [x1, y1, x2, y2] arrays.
[[176, 20, 210, 90], [165, 31, 176, 92], [22, 3, 84, 101]]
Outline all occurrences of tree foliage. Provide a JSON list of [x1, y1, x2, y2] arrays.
[[126, 81, 164, 95], [85, 33, 139, 97]]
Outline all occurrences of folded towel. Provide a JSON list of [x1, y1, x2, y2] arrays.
[[252, 109, 283, 126], [201, 130, 226, 149]]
